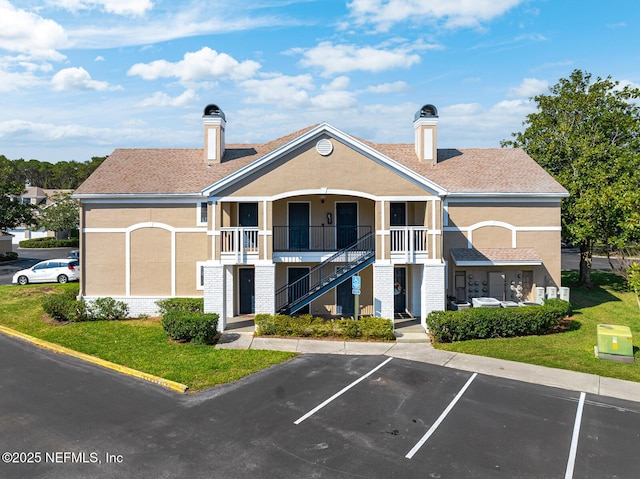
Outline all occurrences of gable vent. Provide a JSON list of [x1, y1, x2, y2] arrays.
[[316, 138, 333, 156]]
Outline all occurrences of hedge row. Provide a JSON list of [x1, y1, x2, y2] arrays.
[[426, 299, 572, 343], [255, 314, 395, 341], [41, 291, 129, 322], [19, 237, 79, 248]]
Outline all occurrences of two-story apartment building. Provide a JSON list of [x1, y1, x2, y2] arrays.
[[74, 104, 568, 331]]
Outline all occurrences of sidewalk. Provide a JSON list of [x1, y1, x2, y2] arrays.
[[215, 331, 640, 403]]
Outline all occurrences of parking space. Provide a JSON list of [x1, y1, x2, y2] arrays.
[[280, 357, 640, 479], [2, 335, 640, 479], [573, 396, 640, 478]]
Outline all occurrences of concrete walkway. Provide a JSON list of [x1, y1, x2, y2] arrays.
[[215, 331, 640, 404]]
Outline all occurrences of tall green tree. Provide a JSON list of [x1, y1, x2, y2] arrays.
[[0, 167, 36, 232], [37, 192, 79, 239], [503, 70, 640, 287]]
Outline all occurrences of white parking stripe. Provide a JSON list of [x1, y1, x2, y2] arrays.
[[406, 373, 478, 459], [294, 357, 394, 425], [565, 392, 586, 479]]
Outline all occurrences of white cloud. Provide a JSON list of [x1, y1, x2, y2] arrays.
[[137, 89, 199, 108], [0, 69, 44, 92], [0, 1, 68, 60], [438, 99, 535, 147], [239, 74, 315, 107], [507, 78, 549, 98], [347, 0, 525, 30], [323, 76, 351, 91], [47, 0, 153, 16], [309, 90, 358, 110], [364, 81, 410, 94], [295, 41, 422, 76], [237, 73, 360, 111], [128, 47, 261, 82], [51, 67, 122, 91], [94, 55, 105, 62]]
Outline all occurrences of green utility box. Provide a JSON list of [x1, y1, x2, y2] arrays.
[[596, 324, 634, 363]]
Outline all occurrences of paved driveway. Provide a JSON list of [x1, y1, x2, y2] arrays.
[[1, 335, 639, 479]]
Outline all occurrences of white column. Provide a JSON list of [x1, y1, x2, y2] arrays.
[[225, 265, 235, 322], [254, 263, 276, 314], [373, 262, 394, 319], [421, 262, 446, 331], [204, 263, 226, 332]]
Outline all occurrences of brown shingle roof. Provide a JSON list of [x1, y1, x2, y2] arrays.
[[450, 247, 542, 265], [374, 145, 566, 194], [75, 124, 566, 196]]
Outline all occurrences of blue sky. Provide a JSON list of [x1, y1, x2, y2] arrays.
[[1, 0, 639, 163]]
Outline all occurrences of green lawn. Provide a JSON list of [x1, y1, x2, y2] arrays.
[[434, 271, 640, 383], [3, 271, 639, 390], [0, 284, 295, 391]]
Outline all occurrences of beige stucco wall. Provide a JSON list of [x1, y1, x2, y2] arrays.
[[445, 200, 563, 300], [81, 202, 209, 298], [216, 136, 433, 198], [130, 228, 171, 296], [176, 232, 210, 296], [84, 232, 126, 296], [83, 203, 201, 229]]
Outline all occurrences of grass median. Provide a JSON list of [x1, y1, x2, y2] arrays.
[[0, 284, 295, 391], [434, 270, 640, 383]]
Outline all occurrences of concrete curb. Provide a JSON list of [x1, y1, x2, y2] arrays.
[[219, 332, 640, 403], [0, 325, 189, 394]]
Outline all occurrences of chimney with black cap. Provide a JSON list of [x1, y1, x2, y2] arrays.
[[414, 104, 438, 165], [203, 104, 225, 165]]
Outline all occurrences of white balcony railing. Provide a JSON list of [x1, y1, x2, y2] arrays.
[[220, 227, 259, 262], [390, 226, 428, 260]]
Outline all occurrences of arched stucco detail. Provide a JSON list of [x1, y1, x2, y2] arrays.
[[125, 222, 177, 296], [466, 221, 517, 248]]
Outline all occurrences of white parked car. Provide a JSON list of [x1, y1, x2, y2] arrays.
[[12, 259, 80, 285]]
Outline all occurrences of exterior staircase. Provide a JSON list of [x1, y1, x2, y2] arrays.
[[275, 232, 375, 315]]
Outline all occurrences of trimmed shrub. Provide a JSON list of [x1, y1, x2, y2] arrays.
[[156, 297, 204, 315], [0, 251, 18, 262], [543, 298, 573, 318], [19, 237, 79, 248], [88, 297, 129, 320], [41, 290, 87, 322], [255, 314, 395, 341], [161, 311, 219, 344], [426, 299, 572, 343]]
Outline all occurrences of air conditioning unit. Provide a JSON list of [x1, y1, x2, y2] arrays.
[[546, 286, 557, 299], [535, 287, 545, 304], [559, 287, 570, 302]]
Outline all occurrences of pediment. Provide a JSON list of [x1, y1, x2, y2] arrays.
[[202, 123, 446, 199]]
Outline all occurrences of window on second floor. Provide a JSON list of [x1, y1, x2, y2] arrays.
[[199, 202, 208, 225]]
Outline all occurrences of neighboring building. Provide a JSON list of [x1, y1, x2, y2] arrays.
[[0, 232, 14, 255], [9, 186, 74, 243], [74, 104, 568, 331]]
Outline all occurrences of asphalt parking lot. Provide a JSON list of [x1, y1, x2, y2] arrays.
[[1, 335, 639, 479], [0, 246, 76, 285]]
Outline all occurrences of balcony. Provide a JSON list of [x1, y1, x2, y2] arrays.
[[273, 225, 372, 252], [390, 226, 429, 261], [220, 227, 259, 263]]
